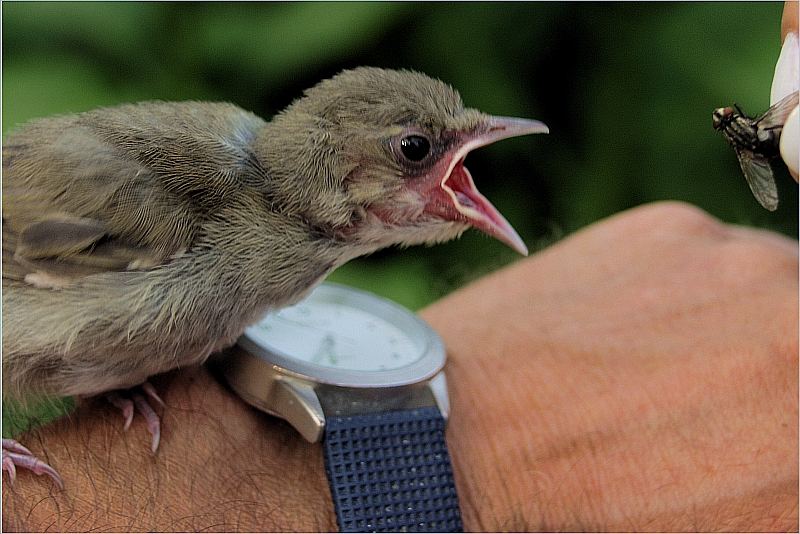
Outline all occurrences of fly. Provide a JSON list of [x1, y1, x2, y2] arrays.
[[713, 91, 798, 211]]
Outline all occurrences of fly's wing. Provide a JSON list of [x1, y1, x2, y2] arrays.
[[735, 148, 779, 211], [755, 91, 799, 130]]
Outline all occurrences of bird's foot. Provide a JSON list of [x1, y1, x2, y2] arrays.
[[106, 381, 165, 453], [2, 438, 64, 489]]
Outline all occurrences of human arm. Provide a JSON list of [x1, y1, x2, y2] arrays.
[[3, 202, 797, 532]]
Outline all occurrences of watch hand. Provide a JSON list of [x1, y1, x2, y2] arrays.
[[312, 334, 337, 365]]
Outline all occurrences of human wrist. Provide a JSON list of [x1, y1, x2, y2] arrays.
[[2, 366, 337, 532]]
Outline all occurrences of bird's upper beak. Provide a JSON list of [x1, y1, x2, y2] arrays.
[[423, 116, 549, 255]]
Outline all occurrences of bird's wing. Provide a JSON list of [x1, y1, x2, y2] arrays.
[[3, 137, 195, 286], [2, 214, 170, 287], [2, 102, 267, 287]]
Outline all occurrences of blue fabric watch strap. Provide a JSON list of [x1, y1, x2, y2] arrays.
[[322, 406, 463, 532]]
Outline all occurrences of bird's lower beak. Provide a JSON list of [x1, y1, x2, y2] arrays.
[[437, 116, 549, 256]]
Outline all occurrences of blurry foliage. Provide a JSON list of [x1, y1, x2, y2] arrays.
[[2, 2, 796, 434], [2, 396, 75, 439]]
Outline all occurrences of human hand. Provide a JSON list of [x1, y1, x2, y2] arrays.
[[773, 1, 799, 179], [430, 201, 797, 531], [3, 202, 797, 531]]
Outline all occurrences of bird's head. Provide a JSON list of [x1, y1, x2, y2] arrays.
[[261, 67, 548, 256]]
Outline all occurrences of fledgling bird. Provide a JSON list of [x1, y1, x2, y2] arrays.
[[2, 67, 548, 486]]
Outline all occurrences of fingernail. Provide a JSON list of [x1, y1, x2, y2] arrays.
[[771, 32, 799, 105], [780, 106, 799, 179]]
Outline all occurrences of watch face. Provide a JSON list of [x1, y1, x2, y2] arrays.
[[246, 301, 422, 372], [239, 283, 445, 387]]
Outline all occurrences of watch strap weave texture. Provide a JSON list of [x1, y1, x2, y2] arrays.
[[323, 406, 463, 532]]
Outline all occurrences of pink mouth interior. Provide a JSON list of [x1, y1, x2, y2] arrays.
[[439, 158, 528, 255], [444, 159, 501, 226], [449, 162, 478, 209]]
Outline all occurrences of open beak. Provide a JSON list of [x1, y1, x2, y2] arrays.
[[438, 116, 549, 255]]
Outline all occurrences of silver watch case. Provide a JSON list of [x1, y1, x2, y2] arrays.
[[212, 282, 451, 443]]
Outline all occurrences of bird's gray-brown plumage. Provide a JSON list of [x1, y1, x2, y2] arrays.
[[3, 67, 545, 402]]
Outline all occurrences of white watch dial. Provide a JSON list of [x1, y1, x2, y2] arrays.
[[245, 300, 424, 372]]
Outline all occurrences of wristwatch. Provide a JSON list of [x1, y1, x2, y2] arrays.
[[213, 282, 463, 532]]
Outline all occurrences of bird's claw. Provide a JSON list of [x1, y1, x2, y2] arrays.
[[105, 381, 164, 453], [106, 392, 135, 430], [141, 381, 165, 408], [2, 438, 64, 490]]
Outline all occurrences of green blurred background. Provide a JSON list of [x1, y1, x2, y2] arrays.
[[2, 2, 797, 435]]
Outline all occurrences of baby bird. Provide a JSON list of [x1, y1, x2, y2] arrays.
[[2, 67, 548, 486]]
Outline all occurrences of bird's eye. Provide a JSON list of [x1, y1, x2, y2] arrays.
[[399, 135, 431, 162]]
